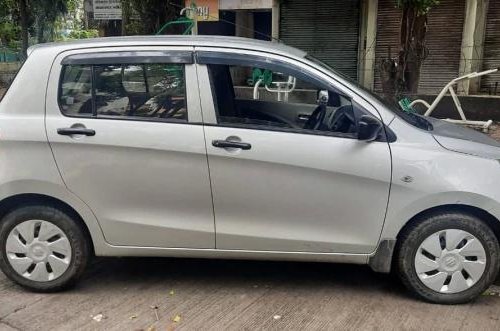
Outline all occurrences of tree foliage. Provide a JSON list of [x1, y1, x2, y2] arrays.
[[0, 0, 20, 46], [33, 0, 71, 42], [121, 0, 182, 35], [396, 0, 440, 14], [0, 0, 76, 56]]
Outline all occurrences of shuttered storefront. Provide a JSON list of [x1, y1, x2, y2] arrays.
[[373, 0, 400, 93], [280, 0, 361, 80], [481, 0, 500, 95], [419, 0, 465, 94], [375, 0, 465, 94]]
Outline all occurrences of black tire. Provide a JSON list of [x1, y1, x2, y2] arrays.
[[0, 204, 89, 292], [397, 211, 500, 304]]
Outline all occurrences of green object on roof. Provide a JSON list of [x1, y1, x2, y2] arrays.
[[156, 17, 194, 36], [399, 97, 415, 113]]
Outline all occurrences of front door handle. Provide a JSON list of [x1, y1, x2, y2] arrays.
[[57, 127, 96, 136], [297, 113, 310, 122], [212, 139, 251, 150]]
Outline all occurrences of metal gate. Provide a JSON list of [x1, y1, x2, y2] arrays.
[[481, 0, 500, 95], [279, 0, 361, 81]]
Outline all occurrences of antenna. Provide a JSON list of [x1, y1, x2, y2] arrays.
[[166, 1, 282, 43]]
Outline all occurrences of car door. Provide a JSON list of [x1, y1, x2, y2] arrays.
[[45, 48, 215, 248], [196, 49, 392, 254]]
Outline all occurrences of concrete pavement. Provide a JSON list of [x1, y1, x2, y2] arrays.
[[0, 258, 499, 330]]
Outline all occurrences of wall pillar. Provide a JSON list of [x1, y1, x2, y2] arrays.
[[458, 0, 489, 95], [271, 0, 280, 41], [358, 0, 378, 89], [235, 11, 254, 38]]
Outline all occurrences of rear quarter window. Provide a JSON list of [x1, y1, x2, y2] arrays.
[[59, 65, 93, 116]]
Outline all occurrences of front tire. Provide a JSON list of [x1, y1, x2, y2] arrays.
[[0, 204, 89, 292], [397, 211, 500, 304]]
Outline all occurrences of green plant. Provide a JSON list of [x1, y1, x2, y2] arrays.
[[0, 22, 19, 45], [67, 29, 99, 40]]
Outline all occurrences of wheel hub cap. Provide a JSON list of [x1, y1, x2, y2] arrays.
[[5, 220, 72, 282], [414, 229, 487, 294], [29, 241, 49, 261], [441, 253, 460, 271]]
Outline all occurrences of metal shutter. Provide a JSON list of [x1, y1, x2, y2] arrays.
[[481, 0, 500, 95], [374, 0, 400, 93], [419, 0, 465, 94], [280, 0, 361, 80], [375, 0, 465, 95]]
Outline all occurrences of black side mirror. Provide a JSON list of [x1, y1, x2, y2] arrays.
[[358, 115, 383, 142]]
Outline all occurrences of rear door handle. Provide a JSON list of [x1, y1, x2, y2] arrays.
[[212, 140, 251, 150], [57, 127, 96, 136]]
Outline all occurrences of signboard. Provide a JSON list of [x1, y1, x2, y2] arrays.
[[219, 0, 273, 10], [93, 0, 122, 20], [185, 0, 219, 21]]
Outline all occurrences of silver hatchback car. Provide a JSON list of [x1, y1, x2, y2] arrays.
[[0, 36, 499, 304]]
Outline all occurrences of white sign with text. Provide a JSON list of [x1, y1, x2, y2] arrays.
[[93, 0, 122, 20]]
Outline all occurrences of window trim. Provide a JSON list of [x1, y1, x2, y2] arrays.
[[61, 51, 194, 65], [204, 122, 359, 139], [197, 51, 336, 92], [58, 60, 190, 123]]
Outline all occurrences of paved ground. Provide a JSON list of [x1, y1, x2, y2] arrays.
[[0, 258, 499, 331]]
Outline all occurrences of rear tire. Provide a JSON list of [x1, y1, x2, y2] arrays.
[[0, 204, 89, 292], [397, 211, 500, 304]]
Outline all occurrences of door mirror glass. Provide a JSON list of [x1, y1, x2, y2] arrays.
[[317, 89, 329, 105], [358, 115, 383, 142]]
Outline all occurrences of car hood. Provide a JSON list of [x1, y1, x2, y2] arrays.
[[426, 117, 500, 159]]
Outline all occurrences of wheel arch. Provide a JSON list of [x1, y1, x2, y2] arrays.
[[396, 204, 500, 243], [0, 193, 95, 255], [370, 204, 500, 273]]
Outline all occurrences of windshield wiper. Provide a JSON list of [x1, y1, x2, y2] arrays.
[[399, 111, 433, 131]]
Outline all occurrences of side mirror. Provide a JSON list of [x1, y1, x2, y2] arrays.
[[317, 90, 329, 105], [358, 115, 383, 142]]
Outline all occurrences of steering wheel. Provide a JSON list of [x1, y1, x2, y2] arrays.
[[329, 105, 356, 133], [303, 105, 326, 130]]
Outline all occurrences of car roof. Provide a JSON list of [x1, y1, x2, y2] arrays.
[[28, 35, 307, 59]]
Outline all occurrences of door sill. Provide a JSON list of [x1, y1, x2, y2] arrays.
[[98, 244, 369, 264]]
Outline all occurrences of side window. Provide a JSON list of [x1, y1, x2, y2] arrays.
[[59, 63, 187, 122], [207, 63, 359, 136], [59, 65, 93, 116]]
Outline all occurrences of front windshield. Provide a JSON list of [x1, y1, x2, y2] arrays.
[[305, 54, 433, 131]]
